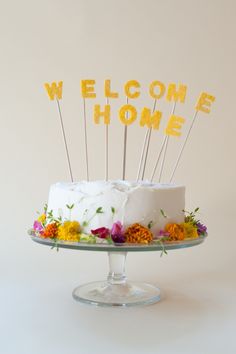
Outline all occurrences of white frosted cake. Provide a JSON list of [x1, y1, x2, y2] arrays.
[[47, 180, 185, 234]]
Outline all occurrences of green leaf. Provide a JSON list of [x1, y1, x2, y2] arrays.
[[47, 210, 53, 217], [148, 221, 153, 229], [160, 209, 167, 218], [106, 237, 113, 244], [111, 207, 115, 214], [66, 204, 74, 210], [82, 221, 89, 227], [96, 207, 103, 214], [160, 245, 168, 257]]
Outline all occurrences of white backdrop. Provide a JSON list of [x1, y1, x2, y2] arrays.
[[1, 1, 236, 353]]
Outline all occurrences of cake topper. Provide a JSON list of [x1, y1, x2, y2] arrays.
[[81, 80, 96, 181], [120, 80, 140, 180], [136, 99, 157, 181], [150, 101, 177, 183], [44, 80, 215, 183], [121, 97, 129, 180], [158, 83, 187, 181], [169, 92, 215, 182], [44, 81, 74, 182], [137, 81, 165, 180], [105, 97, 109, 181], [140, 99, 157, 180], [159, 104, 177, 182]]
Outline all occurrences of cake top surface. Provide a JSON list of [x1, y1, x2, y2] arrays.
[[52, 180, 185, 194]]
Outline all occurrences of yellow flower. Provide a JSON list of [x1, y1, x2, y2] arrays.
[[57, 221, 81, 242], [181, 222, 198, 239], [38, 213, 46, 223]]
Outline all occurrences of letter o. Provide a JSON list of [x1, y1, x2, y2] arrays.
[[149, 81, 165, 100], [119, 104, 137, 125]]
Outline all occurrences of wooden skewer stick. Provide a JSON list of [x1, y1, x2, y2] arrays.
[[150, 135, 167, 182], [169, 110, 198, 183], [82, 98, 89, 181], [158, 101, 176, 182], [122, 97, 129, 180], [140, 99, 157, 180], [56, 99, 74, 182], [136, 128, 149, 181], [105, 97, 109, 181]]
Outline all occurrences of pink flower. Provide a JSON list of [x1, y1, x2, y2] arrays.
[[154, 229, 170, 239], [33, 220, 44, 234], [111, 221, 124, 235], [111, 221, 125, 243], [91, 227, 110, 239]]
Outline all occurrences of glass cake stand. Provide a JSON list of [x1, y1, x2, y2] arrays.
[[30, 233, 206, 307]]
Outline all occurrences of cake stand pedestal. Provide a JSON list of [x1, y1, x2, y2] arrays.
[[30, 235, 206, 307], [73, 251, 161, 306]]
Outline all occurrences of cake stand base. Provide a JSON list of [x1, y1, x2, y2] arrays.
[[72, 251, 161, 307], [72, 281, 160, 307]]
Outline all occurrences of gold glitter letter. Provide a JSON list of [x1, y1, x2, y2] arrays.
[[165, 115, 185, 137], [119, 104, 137, 125], [104, 80, 118, 98], [94, 104, 111, 125], [140, 108, 162, 129], [44, 81, 63, 100], [124, 80, 140, 99], [81, 80, 96, 98], [195, 92, 215, 113], [166, 83, 187, 103], [149, 81, 165, 100]]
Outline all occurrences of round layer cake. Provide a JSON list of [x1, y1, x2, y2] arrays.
[[47, 180, 185, 234]]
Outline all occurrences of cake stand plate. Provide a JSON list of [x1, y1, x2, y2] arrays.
[[30, 233, 206, 307]]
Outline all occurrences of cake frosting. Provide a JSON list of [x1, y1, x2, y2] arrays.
[[47, 180, 185, 234]]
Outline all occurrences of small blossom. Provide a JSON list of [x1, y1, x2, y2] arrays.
[[111, 221, 125, 243], [181, 222, 198, 239], [111, 234, 126, 243], [57, 221, 80, 242], [165, 223, 185, 241], [111, 221, 124, 235], [38, 213, 46, 223], [196, 222, 207, 235], [33, 220, 44, 234], [155, 229, 170, 238], [125, 223, 153, 244], [42, 223, 58, 239], [91, 227, 110, 239]]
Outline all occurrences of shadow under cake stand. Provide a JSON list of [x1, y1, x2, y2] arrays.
[[30, 234, 206, 307]]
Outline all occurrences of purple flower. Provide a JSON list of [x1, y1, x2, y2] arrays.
[[91, 227, 110, 239], [111, 221, 125, 243], [196, 222, 207, 235], [33, 220, 43, 234]]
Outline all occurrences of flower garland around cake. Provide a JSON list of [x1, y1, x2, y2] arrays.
[[30, 205, 207, 255]]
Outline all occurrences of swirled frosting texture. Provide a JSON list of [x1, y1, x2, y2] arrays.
[[47, 180, 185, 234]]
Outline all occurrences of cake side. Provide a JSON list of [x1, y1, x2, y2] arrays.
[[47, 180, 185, 234]]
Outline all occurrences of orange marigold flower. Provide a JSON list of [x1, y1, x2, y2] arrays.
[[125, 223, 153, 244], [164, 223, 184, 241], [42, 223, 58, 238]]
